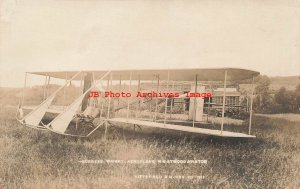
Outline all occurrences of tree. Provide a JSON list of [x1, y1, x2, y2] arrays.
[[254, 75, 272, 113], [274, 87, 288, 112], [274, 86, 297, 113], [295, 83, 300, 112], [275, 87, 287, 104]]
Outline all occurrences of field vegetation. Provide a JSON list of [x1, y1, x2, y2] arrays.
[[0, 76, 299, 188], [0, 105, 299, 188]]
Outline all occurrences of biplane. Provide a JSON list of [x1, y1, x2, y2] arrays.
[[16, 68, 259, 138]]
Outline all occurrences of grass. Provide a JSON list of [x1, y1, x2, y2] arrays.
[[0, 105, 299, 188], [255, 113, 300, 123]]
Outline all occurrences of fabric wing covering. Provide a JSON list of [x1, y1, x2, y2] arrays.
[[20, 95, 55, 126], [47, 94, 85, 134], [29, 68, 260, 82]]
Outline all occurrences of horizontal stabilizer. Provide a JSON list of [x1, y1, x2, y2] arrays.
[[20, 95, 55, 127], [17, 71, 82, 128], [47, 94, 85, 133]]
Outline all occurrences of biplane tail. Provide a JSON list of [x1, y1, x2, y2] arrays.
[[17, 71, 82, 130]]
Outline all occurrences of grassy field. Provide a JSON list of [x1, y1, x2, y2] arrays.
[[0, 105, 299, 189], [255, 113, 300, 123]]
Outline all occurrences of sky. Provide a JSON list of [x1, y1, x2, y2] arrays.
[[0, 0, 300, 87]]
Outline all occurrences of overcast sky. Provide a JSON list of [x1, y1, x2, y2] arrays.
[[0, 0, 299, 87]]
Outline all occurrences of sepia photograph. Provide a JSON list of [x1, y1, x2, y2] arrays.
[[0, 0, 299, 188]]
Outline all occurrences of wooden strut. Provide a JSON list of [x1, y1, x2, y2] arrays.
[[136, 76, 141, 119], [91, 72, 95, 107], [98, 74, 105, 127], [45, 75, 50, 99], [192, 74, 198, 127], [221, 70, 227, 134], [104, 73, 112, 140], [76, 73, 83, 131], [87, 120, 106, 137], [126, 72, 132, 121], [117, 76, 122, 110], [164, 71, 170, 125], [107, 73, 112, 119], [125, 72, 132, 141], [43, 74, 48, 100], [207, 84, 213, 122], [169, 81, 175, 119], [78, 72, 83, 129], [76, 72, 82, 112], [248, 76, 254, 135], [149, 75, 154, 120], [181, 81, 187, 120], [63, 72, 68, 110], [154, 75, 160, 122]]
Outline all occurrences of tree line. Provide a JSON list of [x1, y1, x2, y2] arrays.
[[252, 76, 300, 113]]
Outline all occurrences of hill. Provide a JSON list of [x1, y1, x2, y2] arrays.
[[269, 76, 300, 90]]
